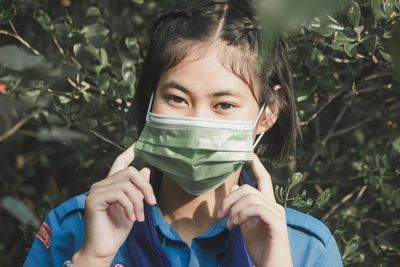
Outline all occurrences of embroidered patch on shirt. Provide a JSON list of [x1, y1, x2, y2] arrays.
[[114, 263, 125, 267], [36, 222, 51, 249]]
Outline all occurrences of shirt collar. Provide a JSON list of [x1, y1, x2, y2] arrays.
[[151, 204, 229, 242], [149, 166, 255, 242]]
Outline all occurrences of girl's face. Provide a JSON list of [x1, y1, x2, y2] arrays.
[[152, 43, 277, 137]]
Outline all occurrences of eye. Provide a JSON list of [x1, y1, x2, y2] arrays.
[[215, 102, 236, 110], [165, 94, 188, 106]]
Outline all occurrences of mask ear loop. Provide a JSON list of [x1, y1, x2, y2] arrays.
[[145, 92, 155, 122], [252, 104, 266, 150]]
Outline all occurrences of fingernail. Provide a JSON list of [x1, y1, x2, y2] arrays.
[[232, 217, 238, 225], [217, 209, 222, 218], [151, 195, 157, 205]]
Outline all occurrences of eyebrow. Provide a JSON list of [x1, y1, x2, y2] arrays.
[[159, 81, 242, 97]]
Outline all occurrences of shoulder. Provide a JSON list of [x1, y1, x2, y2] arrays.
[[284, 207, 343, 267], [50, 191, 89, 225], [23, 192, 90, 267], [40, 191, 89, 245], [285, 207, 332, 246]]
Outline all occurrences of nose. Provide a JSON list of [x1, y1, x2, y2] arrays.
[[188, 104, 213, 119]]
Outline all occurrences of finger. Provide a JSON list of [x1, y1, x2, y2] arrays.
[[95, 166, 156, 205], [218, 184, 263, 218], [93, 190, 136, 222], [94, 180, 146, 222], [140, 167, 151, 182], [233, 203, 267, 227], [226, 193, 267, 228], [241, 217, 259, 233], [108, 142, 136, 177], [129, 166, 156, 205], [235, 203, 286, 228], [251, 153, 275, 200], [228, 193, 265, 222]]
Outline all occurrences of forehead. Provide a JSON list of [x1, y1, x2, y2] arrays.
[[158, 42, 259, 97]]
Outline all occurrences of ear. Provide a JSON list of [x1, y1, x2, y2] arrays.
[[254, 85, 282, 135]]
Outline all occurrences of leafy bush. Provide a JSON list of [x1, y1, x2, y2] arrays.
[[0, 0, 399, 266]]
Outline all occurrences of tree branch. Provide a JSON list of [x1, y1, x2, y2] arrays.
[[0, 22, 43, 57], [300, 89, 346, 126], [0, 110, 43, 142], [89, 130, 125, 151]]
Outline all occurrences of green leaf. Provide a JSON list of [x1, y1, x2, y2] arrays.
[[371, 0, 387, 22], [257, 0, 350, 45], [99, 48, 108, 66], [347, 2, 361, 27], [121, 60, 136, 94], [98, 73, 110, 92], [383, 0, 396, 17], [1, 196, 40, 227], [392, 137, 400, 154], [344, 42, 358, 57], [332, 32, 355, 50], [125, 37, 140, 61], [362, 35, 378, 53], [343, 236, 361, 259], [58, 95, 71, 104], [80, 23, 109, 48], [0, 45, 43, 71], [77, 118, 98, 130], [274, 185, 285, 205], [36, 126, 89, 144], [33, 10, 53, 32], [19, 89, 41, 103], [289, 172, 304, 188], [86, 7, 101, 18], [388, 24, 400, 77], [315, 189, 332, 208], [310, 16, 344, 36]]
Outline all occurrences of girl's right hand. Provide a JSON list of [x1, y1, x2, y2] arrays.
[[72, 143, 157, 267]]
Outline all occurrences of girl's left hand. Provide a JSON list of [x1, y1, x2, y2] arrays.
[[217, 153, 294, 267]]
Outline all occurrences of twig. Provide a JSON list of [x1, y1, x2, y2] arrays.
[[344, 86, 388, 98], [52, 35, 66, 58], [308, 101, 350, 166], [384, 15, 400, 27], [47, 87, 73, 97], [89, 130, 125, 151], [0, 110, 42, 142], [321, 102, 350, 145], [322, 191, 354, 222], [329, 116, 376, 139], [355, 185, 368, 204], [300, 89, 346, 126], [0, 26, 43, 57], [361, 72, 393, 82], [52, 34, 81, 68], [9, 21, 18, 35], [67, 78, 92, 93]]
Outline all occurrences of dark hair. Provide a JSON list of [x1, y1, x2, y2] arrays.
[[127, 0, 301, 162]]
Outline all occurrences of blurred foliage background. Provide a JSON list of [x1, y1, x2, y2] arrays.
[[0, 0, 399, 266]]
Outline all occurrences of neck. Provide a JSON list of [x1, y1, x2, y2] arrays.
[[157, 168, 242, 235]]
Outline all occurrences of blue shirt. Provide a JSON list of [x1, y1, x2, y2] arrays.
[[23, 168, 344, 267], [152, 204, 229, 267]]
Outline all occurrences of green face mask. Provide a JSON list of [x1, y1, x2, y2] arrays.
[[134, 93, 266, 195]]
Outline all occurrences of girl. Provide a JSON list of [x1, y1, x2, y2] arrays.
[[24, 0, 343, 266]]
